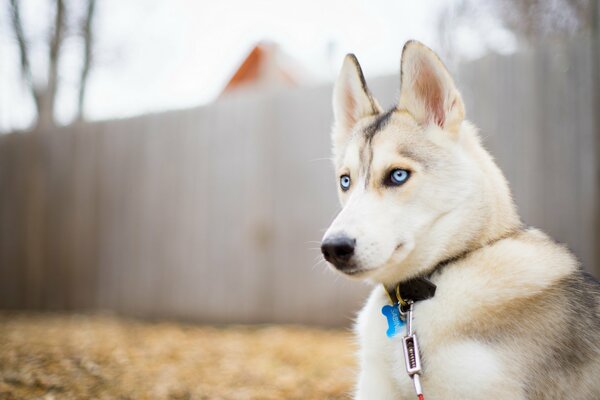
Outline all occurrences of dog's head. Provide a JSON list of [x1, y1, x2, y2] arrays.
[[321, 41, 518, 285]]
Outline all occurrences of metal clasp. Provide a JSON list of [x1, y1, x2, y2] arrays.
[[402, 302, 421, 376], [402, 301, 424, 397], [402, 334, 422, 376]]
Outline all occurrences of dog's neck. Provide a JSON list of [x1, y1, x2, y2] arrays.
[[435, 124, 522, 265], [383, 226, 522, 307], [462, 122, 522, 246]]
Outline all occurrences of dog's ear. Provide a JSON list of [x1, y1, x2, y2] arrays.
[[333, 54, 381, 140], [398, 41, 464, 134]]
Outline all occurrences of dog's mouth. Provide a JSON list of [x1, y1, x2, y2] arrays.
[[326, 241, 407, 278], [340, 267, 367, 276], [327, 260, 366, 276]]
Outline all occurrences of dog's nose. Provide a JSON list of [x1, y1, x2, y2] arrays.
[[321, 235, 356, 266]]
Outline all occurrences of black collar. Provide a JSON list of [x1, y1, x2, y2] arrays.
[[383, 253, 459, 308], [384, 277, 437, 310]]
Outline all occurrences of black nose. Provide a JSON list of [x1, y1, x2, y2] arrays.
[[321, 235, 356, 266]]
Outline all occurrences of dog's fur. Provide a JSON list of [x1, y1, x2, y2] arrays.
[[321, 41, 600, 399]]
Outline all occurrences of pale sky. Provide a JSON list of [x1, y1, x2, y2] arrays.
[[0, 0, 517, 132]]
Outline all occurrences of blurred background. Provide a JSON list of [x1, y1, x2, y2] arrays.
[[0, 0, 599, 326]]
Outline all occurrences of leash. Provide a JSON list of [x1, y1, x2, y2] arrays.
[[382, 277, 436, 400]]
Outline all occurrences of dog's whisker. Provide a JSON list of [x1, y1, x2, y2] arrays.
[[307, 157, 334, 163], [311, 259, 328, 272]]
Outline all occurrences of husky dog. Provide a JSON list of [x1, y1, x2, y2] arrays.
[[321, 40, 600, 399]]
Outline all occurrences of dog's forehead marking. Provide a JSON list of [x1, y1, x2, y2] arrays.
[[344, 110, 430, 189], [363, 108, 396, 139], [360, 109, 427, 186], [359, 134, 374, 186], [359, 108, 397, 186]]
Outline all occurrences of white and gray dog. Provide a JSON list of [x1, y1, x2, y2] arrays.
[[321, 40, 600, 399]]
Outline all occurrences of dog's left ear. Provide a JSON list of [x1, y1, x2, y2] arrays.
[[333, 54, 381, 141], [398, 41, 465, 134]]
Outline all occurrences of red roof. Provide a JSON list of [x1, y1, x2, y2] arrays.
[[222, 42, 307, 94]]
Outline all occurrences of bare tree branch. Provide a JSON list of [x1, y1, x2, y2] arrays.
[[9, 0, 41, 113], [76, 0, 96, 121], [37, 0, 65, 128]]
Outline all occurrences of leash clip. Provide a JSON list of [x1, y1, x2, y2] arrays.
[[402, 302, 421, 375], [402, 334, 422, 376], [402, 301, 424, 398]]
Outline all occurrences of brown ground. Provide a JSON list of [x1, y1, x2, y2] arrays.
[[0, 313, 356, 400]]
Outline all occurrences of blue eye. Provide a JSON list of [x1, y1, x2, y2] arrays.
[[340, 175, 351, 191], [387, 169, 410, 186]]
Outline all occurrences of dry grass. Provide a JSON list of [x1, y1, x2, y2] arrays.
[[0, 313, 356, 400]]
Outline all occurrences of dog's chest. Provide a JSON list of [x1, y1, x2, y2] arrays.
[[356, 286, 515, 398]]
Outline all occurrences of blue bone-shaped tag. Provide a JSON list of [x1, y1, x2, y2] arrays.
[[381, 304, 405, 338]]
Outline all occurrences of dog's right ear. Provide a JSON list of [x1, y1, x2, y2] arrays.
[[333, 54, 381, 143], [398, 41, 464, 134]]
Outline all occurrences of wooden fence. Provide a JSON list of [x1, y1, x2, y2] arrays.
[[0, 37, 597, 326]]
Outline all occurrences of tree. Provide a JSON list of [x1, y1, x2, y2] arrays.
[[435, 0, 594, 65], [77, 0, 96, 122], [9, 0, 97, 130], [491, 0, 593, 41]]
